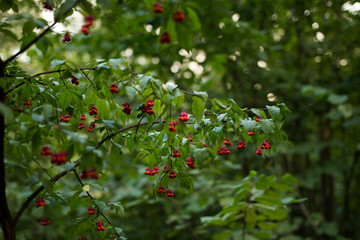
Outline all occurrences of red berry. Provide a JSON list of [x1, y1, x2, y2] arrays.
[[162, 166, 169, 173], [122, 102, 132, 115], [51, 152, 67, 165], [179, 112, 189, 122], [248, 130, 255, 136], [169, 170, 177, 179], [153, 3, 163, 13], [173, 11, 186, 22], [35, 198, 46, 208], [41, 146, 52, 156], [89, 105, 98, 115], [256, 148, 262, 156], [160, 32, 170, 44], [96, 221, 105, 231], [110, 83, 118, 94], [172, 149, 181, 158], [62, 33, 72, 43], [166, 189, 174, 197], [169, 121, 178, 132], [80, 114, 86, 120], [260, 141, 271, 149], [88, 207, 95, 215], [157, 186, 166, 194], [237, 141, 246, 150], [23, 99, 31, 108], [81, 26, 90, 35], [223, 138, 232, 146], [41, 218, 50, 226], [146, 99, 154, 107]]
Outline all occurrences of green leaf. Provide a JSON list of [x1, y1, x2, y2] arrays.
[[259, 119, 275, 134], [193, 147, 209, 162], [327, 93, 348, 105], [32, 113, 44, 122], [193, 90, 208, 102], [281, 173, 298, 185], [257, 221, 278, 230], [266, 105, 280, 120], [54, 0, 76, 21], [186, 7, 201, 31], [58, 91, 74, 110], [192, 96, 205, 123], [109, 58, 122, 69], [51, 59, 65, 69], [212, 230, 232, 240], [241, 119, 256, 131], [125, 86, 137, 101], [103, 120, 115, 130]]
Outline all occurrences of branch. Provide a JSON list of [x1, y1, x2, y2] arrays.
[[73, 170, 121, 238], [5, 68, 97, 95], [3, 22, 57, 66], [14, 120, 164, 224], [13, 162, 80, 224]]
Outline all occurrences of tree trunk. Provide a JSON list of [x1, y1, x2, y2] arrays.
[[0, 63, 16, 240]]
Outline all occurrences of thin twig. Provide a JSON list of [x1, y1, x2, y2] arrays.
[[295, 186, 317, 232], [5, 68, 97, 95], [80, 69, 95, 87], [3, 22, 57, 66], [73, 170, 121, 237]]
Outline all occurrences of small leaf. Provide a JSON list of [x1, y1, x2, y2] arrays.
[[241, 119, 256, 131], [125, 86, 137, 101], [259, 119, 275, 134], [327, 93, 348, 105], [50, 59, 65, 69], [192, 96, 205, 123], [193, 90, 208, 102]]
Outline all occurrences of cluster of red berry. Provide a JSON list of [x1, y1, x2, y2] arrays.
[[218, 146, 231, 155], [96, 221, 105, 231], [186, 157, 195, 169], [62, 32, 72, 43], [156, 186, 174, 197], [81, 168, 100, 179], [142, 99, 155, 115], [169, 170, 177, 178], [216, 136, 272, 156], [110, 83, 118, 94], [41, 218, 50, 226], [81, 15, 95, 35], [76, 237, 87, 240], [122, 102, 132, 115], [144, 164, 159, 176], [41, 146, 68, 165], [255, 115, 262, 122], [237, 141, 246, 149], [88, 207, 95, 215], [59, 114, 71, 122], [179, 111, 190, 122], [169, 121, 178, 132], [23, 99, 32, 108], [172, 149, 181, 158], [51, 152, 67, 165], [71, 76, 79, 85], [35, 198, 46, 208], [78, 110, 99, 133]]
